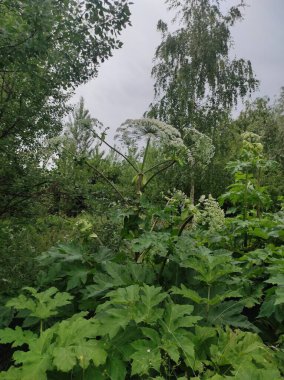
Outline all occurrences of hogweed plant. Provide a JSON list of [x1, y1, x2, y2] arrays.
[[220, 132, 276, 249], [115, 118, 191, 195], [78, 118, 191, 198]]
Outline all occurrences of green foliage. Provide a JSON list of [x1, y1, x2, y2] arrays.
[[149, 0, 258, 133], [1, 1, 284, 378], [1, 160, 284, 378], [0, 0, 131, 145], [207, 328, 281, 379], [63, 97, 104, 157], [6, 287, 73, 332], [0, 0, 131, 220], [0, 327, 37, 348], [0, 313, 107, 379], [233, 91, 284, 199], [0, 216, 74, 294], [220, 132, 273, 215]]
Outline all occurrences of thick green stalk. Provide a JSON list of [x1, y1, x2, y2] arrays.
[[158, 215, 194, 283], [84, 160, 126, 202], [136, 138, 151, 194], [142, 160, 176, 192], [90, 130, 139, 173], [243, 170, 248, 248], [144, 159, 176, 174], [141, 137, 150, 172], [206, 285, 211, 317]]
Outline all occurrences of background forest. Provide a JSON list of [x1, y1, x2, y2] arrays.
[[0, 0, 284, 379]]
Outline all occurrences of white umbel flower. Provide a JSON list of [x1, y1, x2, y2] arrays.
[[116, 118, 186, 150]]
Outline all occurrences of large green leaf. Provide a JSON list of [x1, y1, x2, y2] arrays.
[[52, 347, 77, 372], [12, 329, 55, 380], [0, 367, 23, 380], [230, 366, 282, 380], [83, 262, 154, 299], [208, 301, 256, 331], [172, 284, 241, 306], [96, 284, 168, 337], [51, 314, 107, 370], [74, 342, 107, 368], [106, 356, 127, 380], [138, 284, 167, 323], [66, 266, 89, 290], [265, 272, 284, 306], [159, 302, 201, 367], [6, 287, 73, 320], [131, 339, 161, 376], [162, 303, 202, 333], [0, 326, 37, 347], [209, 328, 279, 375]]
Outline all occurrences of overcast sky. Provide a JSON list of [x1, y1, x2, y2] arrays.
[[72, 0, 284, 135]]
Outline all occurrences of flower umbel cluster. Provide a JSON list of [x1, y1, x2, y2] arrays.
[[194, 194, 225, 232], [116, 118, 186, 149]]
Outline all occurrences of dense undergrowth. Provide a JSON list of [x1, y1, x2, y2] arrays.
[[0, 134, 283, 379]]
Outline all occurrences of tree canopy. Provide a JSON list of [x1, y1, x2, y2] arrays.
[[0, 0, 132, 216], [0, 0, 131, 146], [149, 0, 258, 134]]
